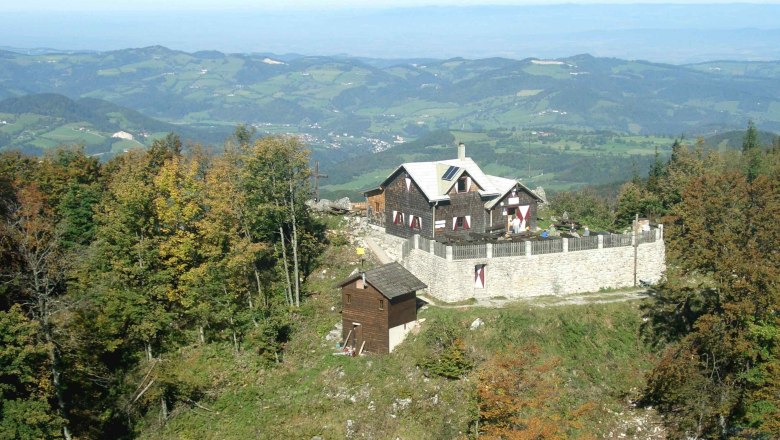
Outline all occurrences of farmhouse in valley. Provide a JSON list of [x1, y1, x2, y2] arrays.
[[365, 143, 543, 240], [338, 262, 426, 354]]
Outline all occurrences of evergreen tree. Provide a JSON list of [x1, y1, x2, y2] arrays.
[[643, 146, 780, 438], [742, 120, 760, 153], [646, 146, 665, 193], [742, 120, 763, 182]]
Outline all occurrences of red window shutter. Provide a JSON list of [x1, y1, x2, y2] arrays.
[[474, 265, 485, 288], [520, 205, 531, 221]]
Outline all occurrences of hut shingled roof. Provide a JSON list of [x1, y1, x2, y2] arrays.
[[338, 262, 426, 299]]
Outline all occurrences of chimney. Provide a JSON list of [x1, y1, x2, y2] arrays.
[[458, 142, 465, 161]]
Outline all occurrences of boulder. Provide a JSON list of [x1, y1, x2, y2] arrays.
[[333, 197, 352, 210]]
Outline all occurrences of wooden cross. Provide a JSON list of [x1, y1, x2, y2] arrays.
[[312, 160, 328, 202]]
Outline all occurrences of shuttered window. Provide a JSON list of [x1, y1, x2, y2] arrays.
[[474, 264, 486, 289], [452, 216, 471, 230]]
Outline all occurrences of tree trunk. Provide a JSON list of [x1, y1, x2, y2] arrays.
[[253, 266, 267, 309], [34, 294, 71, 440], [289, 180, 301, 308], [229, 316, 239, 354], [43, 306, 72, 440], [160, 396, 168, 422], [198, 326, 205, 344], [246, 289, 258, 328], [278, 227, 294, 307]]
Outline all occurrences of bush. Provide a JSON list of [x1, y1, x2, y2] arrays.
[[417, 316, 473, 379], [419, 338, 473, 379]]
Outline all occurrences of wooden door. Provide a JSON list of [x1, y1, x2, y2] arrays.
[[354, 324, 364, 351], [506, 207, 516, 233], [350, 322, 363, 350]]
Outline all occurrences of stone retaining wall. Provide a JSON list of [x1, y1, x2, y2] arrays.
[[402, 233, 666, 302]]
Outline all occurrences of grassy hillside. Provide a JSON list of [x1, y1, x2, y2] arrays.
[[0, 93, 231, 156], [1, 48, 780, 140], [136, 217, 658, 439]]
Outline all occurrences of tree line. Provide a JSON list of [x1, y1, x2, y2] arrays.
[[637, 123, 780, 438], [591, 122, 780, 438], [480, 123, 780, 438], [0, 129, 325, 438]]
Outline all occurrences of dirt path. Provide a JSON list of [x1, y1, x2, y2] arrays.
[[419, 288, 651, 309]]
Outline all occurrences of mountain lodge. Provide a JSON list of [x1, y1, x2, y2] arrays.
[[364, 143, 543, 240]]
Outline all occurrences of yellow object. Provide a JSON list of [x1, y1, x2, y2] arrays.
[[356, 247, 365, 255]]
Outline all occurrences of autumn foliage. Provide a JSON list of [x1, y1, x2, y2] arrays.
[[477, 345, 596, 439], [0, 132, 325, 437], [641, 128, 780, 438]]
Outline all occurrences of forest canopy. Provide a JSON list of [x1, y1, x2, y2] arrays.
[[0, 130, 325, 438]]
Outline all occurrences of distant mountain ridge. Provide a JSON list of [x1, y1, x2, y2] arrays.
[[1, 47, 779, 139], [2, 4, 779, 61]]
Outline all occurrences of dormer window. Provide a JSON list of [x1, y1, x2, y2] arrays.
[[456, 176, 471, 193]]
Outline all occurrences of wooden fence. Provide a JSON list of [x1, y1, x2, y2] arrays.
[[603, 233, 632, 248], [492, 241, 526, 257], [638, 230, 656, 244], [401, 228, 659, 261], [568, 236, 599, 252], [531, 239, 564, 255], [452, 244, 488, 260]]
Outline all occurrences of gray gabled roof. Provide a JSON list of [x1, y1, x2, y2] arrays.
[[338, 262, 427, 299], [373, 156, 502, 202], [483, 176, 544, 209]]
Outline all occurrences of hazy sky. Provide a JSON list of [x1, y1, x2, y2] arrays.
[[2, 0, 775, 11], [1, 2, 778, 61]]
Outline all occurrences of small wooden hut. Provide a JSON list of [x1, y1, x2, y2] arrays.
[[338, 262, 426, 354]]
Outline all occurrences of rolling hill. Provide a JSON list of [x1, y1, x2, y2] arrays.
[[1, 47, 778, 192], [1, 47, 780, 139], [0, 93, 232, 156]]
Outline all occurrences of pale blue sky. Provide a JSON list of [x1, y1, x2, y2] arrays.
[[1, 2, 778, 61], [1, 0, 774, 11]]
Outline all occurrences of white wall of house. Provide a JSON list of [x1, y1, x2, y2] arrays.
[[388, 321, 417, 352]]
